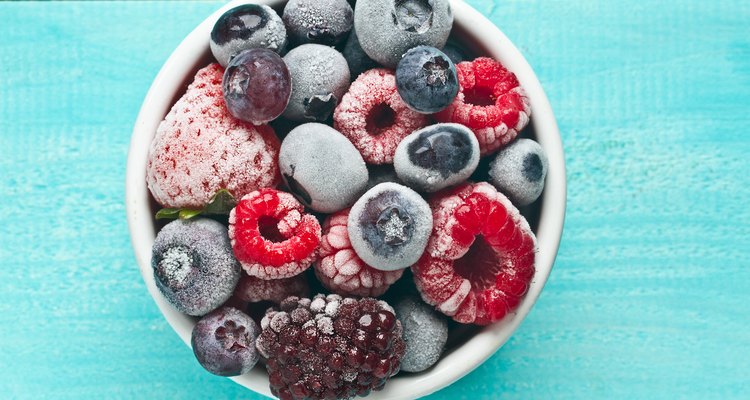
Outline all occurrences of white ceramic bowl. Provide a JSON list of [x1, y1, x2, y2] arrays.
[[126, 0, 566, 398]]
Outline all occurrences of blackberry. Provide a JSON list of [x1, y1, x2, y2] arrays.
[[256, 294, 406, 400]]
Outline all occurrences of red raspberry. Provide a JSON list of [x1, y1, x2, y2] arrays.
[[412, 182, 536, 325], [147, 63, 281, 209], [334, 69, 429, 164], [234, 274, 310, 304], [435, 58, 531, 156], [229, 189, 321, 280], [315, 210, 404, 297]]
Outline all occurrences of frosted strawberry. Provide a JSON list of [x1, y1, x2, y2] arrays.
[[229, 189, 321, 280], [315, 209, 404, 297], [412, 182, 536, 325], [435, 57, 531, 156]]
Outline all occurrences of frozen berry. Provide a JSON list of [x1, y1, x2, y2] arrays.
[[192, 307, 260, 376], [147, 63, 280, 209], [342, 29, 377, 79], [334, 69, 428, 164], [354, 0, 453, 68], [283, 0, 353, 46], [394, 296, 448, 372], [396, 46, 458, 114], [435, 57, 531, 156], [316, 209, 404, 297], [223, 48, 291, 125], [489, 138, 548, 206], [234, 274, 310, 304], [279, 123, 368, 213], [210, 4, 287, 67], [441, 41, 467, 64], [256, 294, 405, 399], [393, 123, 479, 193], [282, 44, 351, 122], [152, 218, 240, 316], [229, 189, 321, 280], [348, 183, 433, 271], [412, 183, 536, 325], [365, 164, 402, 191]]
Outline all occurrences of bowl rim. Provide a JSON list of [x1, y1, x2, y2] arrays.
[[126, 0, 566, 398]]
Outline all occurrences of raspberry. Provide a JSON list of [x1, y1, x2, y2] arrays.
[[315, 210, 404, 297], [334, 69, 429, 164], [412, 182, 536, 325], [435, 57, 531, 156], [256, 294, 405, 400], [234, 274, 310, 304], [229, 189, 321, 280], [147, 63, 281, 209]]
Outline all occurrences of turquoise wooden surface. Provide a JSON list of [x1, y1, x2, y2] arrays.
[[1, 0, 748, 398]]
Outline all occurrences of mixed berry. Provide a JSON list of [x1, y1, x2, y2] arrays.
[[145, 1, 549, 398]]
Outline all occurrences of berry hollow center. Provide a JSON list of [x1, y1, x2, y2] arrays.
[[452, 235, 501, 290], [215, 320, 250, 353], [258, 216, 287, 243], [376, 206, 413, 246], [366, 103, 397, 136], [463, 86, 496, 107], [423, 57, 450, 86], [393, 0, 434, 34]]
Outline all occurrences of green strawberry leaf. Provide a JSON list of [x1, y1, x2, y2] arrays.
[[178, 209, 203, 220], [202, 189, 237, 215], [155, 208, 181, 220]]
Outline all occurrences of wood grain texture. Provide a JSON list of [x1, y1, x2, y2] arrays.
[[1, 0, 748, 399]]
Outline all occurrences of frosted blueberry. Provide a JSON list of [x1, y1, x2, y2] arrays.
[[396, 46, 458, 113], [488, 138, 549, 206], [348, 182, 433, 271], [394, 296, 448, 372], [210, 4, 287, 67], [341, 29, 377, 79], [355, 0, 453, 68], [151, 218, 240, 316], [279, 123, 368, 213], [282, 44, 351, 122], [283, 0, 354, 46], [394, 123, 479, 192], [191, 307, 260, 376]]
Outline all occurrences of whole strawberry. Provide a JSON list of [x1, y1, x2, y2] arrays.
[[256, 294, 406, 400]]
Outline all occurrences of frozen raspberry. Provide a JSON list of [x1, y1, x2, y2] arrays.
[[229, 189, 321, 280], [147, 63, 281, 209], [435, 57, 531, 156], [412, 182, 536, 325], [256, 294, 406, 400], [334, 69, 429, 164], [234, 274, 310, 304], [315, 209, 404, 297]]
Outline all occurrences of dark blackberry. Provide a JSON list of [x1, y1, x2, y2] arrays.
[[256, 294, 405, 400]]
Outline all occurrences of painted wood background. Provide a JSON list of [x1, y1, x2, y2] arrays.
[[1, 0, 748, 398]]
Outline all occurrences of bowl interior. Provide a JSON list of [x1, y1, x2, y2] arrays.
[[126, 1, 566, 399]]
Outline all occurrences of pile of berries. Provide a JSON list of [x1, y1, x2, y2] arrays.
[[146, 1, 549, 399]]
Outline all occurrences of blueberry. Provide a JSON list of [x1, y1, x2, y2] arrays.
[[488, 138, 549, 206], [282, 44, 351, 122], [283, 0, 354, 46], [394, 123, 479, 192], [440, 41, 467, 64], [396, 46, 458, 113], [355, 0, 453, 68], [279, 123, 369, 213], [394, 296, 448, 372], [192, 307, 260, 376], [210, 4, 287, 67], [223, 48, 291, 125], [348, 182, 433, 271], [341, 29, 377, 79], [152, 218, 240, 316]]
